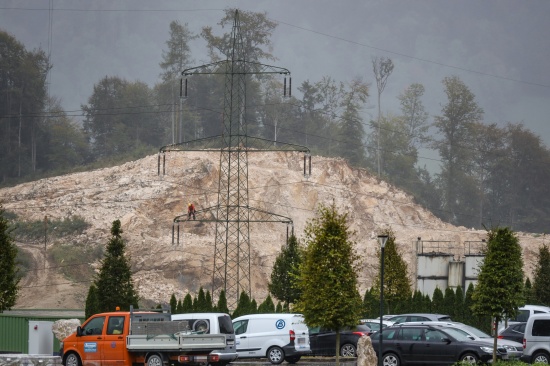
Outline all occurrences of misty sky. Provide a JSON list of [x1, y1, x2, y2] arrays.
[[1, 0, 549, 167]]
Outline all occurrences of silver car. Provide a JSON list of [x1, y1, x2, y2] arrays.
[[406, 321, 523, 361]]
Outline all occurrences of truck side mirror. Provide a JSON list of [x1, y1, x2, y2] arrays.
[[76, 326, 83, 337]]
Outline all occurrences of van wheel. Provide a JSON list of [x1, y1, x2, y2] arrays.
[[64, 353, 81, 366], [147, 354, 163, 366], [340, 343, 356, 357], [285, 356, 301, 364], [267, 346, 285, 364], [533, 352, 550, 364]]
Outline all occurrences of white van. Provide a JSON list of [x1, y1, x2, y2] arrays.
[[171, 312, 238, 365], [520, 313, 550, 364], [232, 313, 311, 364], [498, 304, 550, 332]]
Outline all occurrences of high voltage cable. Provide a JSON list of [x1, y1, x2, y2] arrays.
[[1, 5, 547, 89]]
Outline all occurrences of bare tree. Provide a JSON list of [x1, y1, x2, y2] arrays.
[[372, 57, 394, 176]]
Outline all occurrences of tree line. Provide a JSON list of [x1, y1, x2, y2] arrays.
[[2, 9, 550, 234]]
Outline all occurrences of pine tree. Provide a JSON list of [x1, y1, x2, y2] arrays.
[[216, 290, 229, 314], [454, 286, 465, 323], [205, 290, 213, 312], [170, 293, 178, 314], [296, 203, 362, 365], [232, 291, 253, 318], [533, 244, 550, 305], [432, 287, 444, 313], [196, 287, 207, 312], [92, 220, 139, 313], [182, 293, 193, 313], [523, 278, 536, 305], [258, 295, 275, 313], [0, 206, 19, 313], [84, 284, 99, 318], [275, 302, 283, 313], [176, 299, 183, 313], [443, 287, 456, 319], [268, 233, 302, 308], [372, 229, 411, 314]]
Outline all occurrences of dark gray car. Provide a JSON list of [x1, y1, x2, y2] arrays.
[[387, 313, 452, 325], [370, 324, 507, 365]]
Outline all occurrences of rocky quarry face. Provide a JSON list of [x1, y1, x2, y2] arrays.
[[1, 151, 543, 309]]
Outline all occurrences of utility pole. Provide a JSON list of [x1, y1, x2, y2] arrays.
[[158, 10, 310, 309]]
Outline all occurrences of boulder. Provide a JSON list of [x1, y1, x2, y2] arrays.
[[357, 335, 377, 366]]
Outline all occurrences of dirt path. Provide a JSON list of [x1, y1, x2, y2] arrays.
[[16, 242, 85, 309]]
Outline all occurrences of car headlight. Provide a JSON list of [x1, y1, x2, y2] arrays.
[[503, 345, 518, 351], [480, 346, 493, 353]]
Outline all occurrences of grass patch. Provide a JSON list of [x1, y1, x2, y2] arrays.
[[49, 243, 103, 282], [12, 215, 91, 242]]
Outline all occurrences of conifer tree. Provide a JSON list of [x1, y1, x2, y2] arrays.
[[275, 302, 283, 313], [216, 290, 229, 314], [170, 293, 178, 314], [362, 288, 379, 318], [443, 287, 456, 319], [196, 287, 208, 312], [176, 299, 183, 313], [296, 203, 362, 365], [533, 244, 550, 305], [90, 220, 139, 313], [268, 233, 302, 309], [432, 287, 444, 313], [454, 286, 465, 323], [0, 206, 19, 313], [84, 284, 99, 318], [182, 293, 193, 313], [372, 229, 411, 314], [232, 291, 253, 318], [258, 295, 276, 313]]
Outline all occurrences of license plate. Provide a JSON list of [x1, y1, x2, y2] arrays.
[[298, 338, 305, 344]]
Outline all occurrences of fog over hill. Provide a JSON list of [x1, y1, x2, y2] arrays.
[[2, 152, 543, 309]]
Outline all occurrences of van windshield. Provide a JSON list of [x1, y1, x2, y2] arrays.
[[218, 315, 234, 334]]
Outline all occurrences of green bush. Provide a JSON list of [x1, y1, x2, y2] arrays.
[[12, 215, 90, 242]]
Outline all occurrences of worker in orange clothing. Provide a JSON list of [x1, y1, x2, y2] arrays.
[[187, 202, 196, 220]]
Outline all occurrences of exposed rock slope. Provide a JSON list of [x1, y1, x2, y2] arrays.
[[1, 152, 543, 309]]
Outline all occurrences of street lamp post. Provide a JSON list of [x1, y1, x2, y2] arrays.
[[378, 234, 388, 366]]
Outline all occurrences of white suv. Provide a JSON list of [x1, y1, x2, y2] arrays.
[[520, 313, 550, 364]]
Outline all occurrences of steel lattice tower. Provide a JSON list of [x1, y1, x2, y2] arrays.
[[158, 10, 311, 309]]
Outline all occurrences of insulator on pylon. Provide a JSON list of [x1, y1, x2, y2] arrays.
[[283, 78, 287, 97], [289, 77, 292, 97], [180, 79, 183, 98], [185, 79, 188, 97]]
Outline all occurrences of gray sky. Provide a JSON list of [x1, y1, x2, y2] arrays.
[[2, 0, 549, 164]]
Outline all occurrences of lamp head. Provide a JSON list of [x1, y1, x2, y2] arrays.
[[378, 234, 389, 248]]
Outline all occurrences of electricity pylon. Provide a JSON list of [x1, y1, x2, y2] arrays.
[[158, 10, 310, 309]]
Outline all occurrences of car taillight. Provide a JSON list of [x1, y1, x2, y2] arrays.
[[353, 331, 367, 336], [523, 339, 526, 349], [290, 330, 295, 341]]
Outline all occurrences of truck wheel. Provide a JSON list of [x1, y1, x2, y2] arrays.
[[532, 352, 550, 364], [64, 353, 81, 366], [147, 354, 163, 366], [267, 346, 284, 364]]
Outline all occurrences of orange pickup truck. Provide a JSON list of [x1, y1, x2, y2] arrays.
[[61, 307, 229, 366]]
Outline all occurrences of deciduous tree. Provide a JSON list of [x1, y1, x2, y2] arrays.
[[472, 227, 524, 363], [296, 203, 362, 365]]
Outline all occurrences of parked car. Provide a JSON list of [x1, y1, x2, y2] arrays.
[[370, 323, 507, 365], [406, 321, 523, 361], [520, 313, 550, 364], [498, 322, 526, 344], [232, 313, 310, 364], [386, 313, 452, 325], [361, 318, 392, 332], [308, 324, 371, 357], [497, 304, 550, 332]]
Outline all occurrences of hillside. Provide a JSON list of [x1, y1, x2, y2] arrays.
[[1, 151, 543, 309]]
